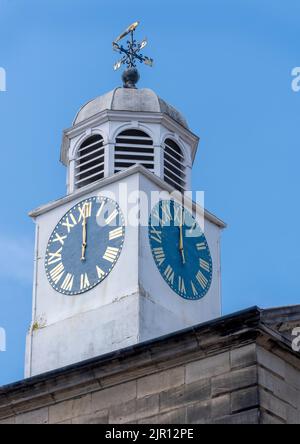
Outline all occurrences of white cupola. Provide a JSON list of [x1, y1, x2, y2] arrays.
[[60, 87, 199, 195]]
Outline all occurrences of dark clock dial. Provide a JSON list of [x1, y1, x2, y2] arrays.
[[45, 196, 125, 295], [149, 200, 213, 300]]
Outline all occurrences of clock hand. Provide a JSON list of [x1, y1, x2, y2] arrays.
[[81, 209, 87, 262], [179, 210, 186, 265]]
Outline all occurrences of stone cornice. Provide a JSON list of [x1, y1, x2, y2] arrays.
[[0, 306, 299, 420]]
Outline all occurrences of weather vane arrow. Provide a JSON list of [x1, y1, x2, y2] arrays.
[[112, 21, 154, 88]]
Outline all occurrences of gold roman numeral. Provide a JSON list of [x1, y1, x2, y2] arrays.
[[49, 262, 65, 284], [78, 202, 92, 222], [105, 209, 118, 225], [178, 276, 186, 295], [196, 270, 208, 289], [161, 202, 172, 225], [153, 247, 166, 266], [151, 207, 161, 223], [150, 226, 162, 244], [164, 265, 175, 285], [109, 227, 123, 240], [174, 204, 183, 226], [191, 281, 198, 297], [80, 273, 90, 290], [96, 266, 106, 279], [62, 213, 77, 233], [186, 221, 197, 237], [96, 200, 106, 218], [52, 233, 67, 246], [48, 247, 62, 265], [103, 247, 119, 263], [61, 273, 74, 291], [200, 259, 210, 272]]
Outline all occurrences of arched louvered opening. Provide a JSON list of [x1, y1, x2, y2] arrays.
[[164, 138, 186, 193], [114, 129, 154, 173], [75, 135, 104, 189]]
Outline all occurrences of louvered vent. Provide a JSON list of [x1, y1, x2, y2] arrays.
[[164, 138, 186, 193], [75, 135, 104, 189], [114, 129, 154, 173]]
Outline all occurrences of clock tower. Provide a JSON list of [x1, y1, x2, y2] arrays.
[[25, 27, 226, 378]]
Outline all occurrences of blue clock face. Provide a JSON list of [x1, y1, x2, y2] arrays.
[[45, 196, 125, 295], [149, 200, 213, 300]]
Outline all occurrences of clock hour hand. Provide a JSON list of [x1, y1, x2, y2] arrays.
[[81, 211, 87, 261]]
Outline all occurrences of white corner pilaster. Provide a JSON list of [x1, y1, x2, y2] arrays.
[[104, 143, 115, 178], [68, 159, 76, 194], [154, 144, 164, 179]]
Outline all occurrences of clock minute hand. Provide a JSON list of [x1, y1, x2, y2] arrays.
[[179, 217, 186, 265], [81, 212, 87, 261]]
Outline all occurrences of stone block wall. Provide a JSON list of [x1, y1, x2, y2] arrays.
[[0, 307, 299, 424], [0, 344, 262, 424], [258, 346, 300, 424]]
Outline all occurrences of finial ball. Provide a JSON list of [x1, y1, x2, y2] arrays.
[[122, 67, 140, 89]]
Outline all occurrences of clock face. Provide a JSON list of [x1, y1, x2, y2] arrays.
[[149, 200, 213, 300], [45, 196, 125, 295]]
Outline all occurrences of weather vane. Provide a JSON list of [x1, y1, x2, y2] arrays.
[[112, 21, 154, 89]]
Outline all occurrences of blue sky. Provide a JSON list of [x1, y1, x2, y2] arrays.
[[0, 0, 299, 385]]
